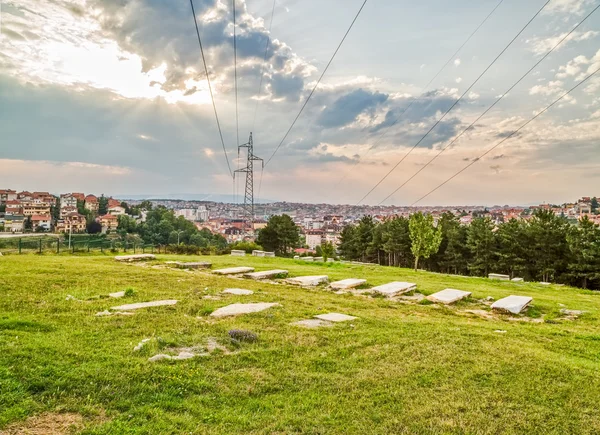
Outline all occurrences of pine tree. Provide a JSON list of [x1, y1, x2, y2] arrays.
[[567, 215, 600, 289], [466, 217, 496, 276], [496, 218, 527, 279], [527, 209, 569, 283]]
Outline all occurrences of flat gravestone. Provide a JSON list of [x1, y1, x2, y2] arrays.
[[222, 288, 254, 295], [213, 266, 255, 275], [314, 313, 357, 323], [285, 275, 329, 286], [111, 300, 178, 311], [511, 277, 524, 282], [175, 262, 211, 269], [488, 273, 510, 280], [491, 295, 533, 314], [302, 257, 314, 262], [109, 291, 125, 298], [252, 250, 265, 257], [210, 302, 280, 318], [372, 281, 416, 297], [115, 254, 156, 262], [230, 250, 246, 257], [330, 278, 367, 290], [264, 252, 275, 257], [291, 319, 334, 328], [244, 269, 289, 280], [314, 257, 324, 262], [427, 288, 471, 304]]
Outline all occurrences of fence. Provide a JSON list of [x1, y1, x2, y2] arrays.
[[0, 237, 155, 255]]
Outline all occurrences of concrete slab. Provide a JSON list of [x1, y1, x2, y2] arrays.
[[109, 291, 125, 298], [210, 302, 280, 318], [302, 257, 314, 262], [330, 278, 367, 290], [115, 254, 155, 262], [111, 300, 178, 311], [252, 250, 265, 257], [222, 288, 254, 295], [371, 281, 416, 297], [488, 273, 510, 280], [291, 319, 334, 328], [174, 262, 211, 269], [244, 269, 288, 280], [264, 252, 275, 257], [511, 277, 524, 282], [427, 288, 472, 305], [491, 295, 533, 314], [314, 313, 357, 323], [285, 275, 329, 286], [213, 266, 255, 275], [230, 250, 246, 257]]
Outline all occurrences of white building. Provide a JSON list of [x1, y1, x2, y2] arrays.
[[305, 232, 323, 250]]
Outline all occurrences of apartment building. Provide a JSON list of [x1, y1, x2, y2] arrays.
[[98, 214, 118, 233], [0, 189, 17, 204], [55, 213, 86, 233], [31, 215, 52, 231]]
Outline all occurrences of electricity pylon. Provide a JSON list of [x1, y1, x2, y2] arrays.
[[234, 133, 263, 226]]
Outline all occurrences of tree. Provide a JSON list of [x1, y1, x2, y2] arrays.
[[466, 217, 496, 276], [381, 217, 412, 267], [408, 212, 442, 271], [51, 197, 61, 222], [338, 225, 360, 260], [256, 214, 300, 256], [567, 216, 600, 289], [98, 195, 109, 215], [0, 204, 5, 213], [591, 197, 599, 214], [320, 241, 336, 261], [442, 224, 470, 275], [87, 220, 102, 234], [24, 216, 33, 232], [527, 209, 569, 282], [496, 218, 527, 278]]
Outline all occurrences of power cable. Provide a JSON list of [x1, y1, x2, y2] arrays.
[[189, 0, 233, 177], [378, 3, 600, 205], [233, 0, 240, 149], [355, 0, 551, 205], [252, 0, 277, 131], [264, 0, 370, 167]]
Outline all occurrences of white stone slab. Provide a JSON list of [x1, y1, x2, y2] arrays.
[[252, 250, 265, 257], [302, 256, 314, 262], [111, 300, 178, 311], [285, 275, 329, 286], [115, 254, 156, 262], [230, 250, 246, 257], [213, 266, 255, 275], [491, 295, 533, 314], [511, 277, 524, 282], [210, 302, 280, 318], [244, 269, 288, 280], [293, 255, 300, 260], [314, 313, 357, 323], [264, 252, 275, 257], [488, 273, 510, 280], [109, 291, 125, 298], [174, 262, 211, 269], [222, 288, 254, 295], [314, 257, 324, 262], [427, 288, 472, 304], [291, 319, 334, 328], [371, 281, 417, 297], [330, 278, 367, 290]]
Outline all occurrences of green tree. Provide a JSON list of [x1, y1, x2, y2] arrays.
[[0, 204, 5, 213], [320, 241, 336, 261], [442, 224, 470, 275], [24, 216, 33, 232], [51, 197, 61, 222], [466, 217, 496, 276], [98, 195, 109, 215], [496, 218, 527, 279], [256, 214, 300, 256], [338, 225, 360, 260], [591, 197, 599, 214], [527, 209, 569, 282], [408, 212, 442, 271], [567, 216, 600, 289], [381, 217, 412, 267], [87, 220, 102, 234]]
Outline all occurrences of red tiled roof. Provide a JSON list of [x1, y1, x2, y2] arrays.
[[99, 214, 118, 220], [107, 199, 121, 208], [85, 195, 98, 202], [31, 215, 52, 221]]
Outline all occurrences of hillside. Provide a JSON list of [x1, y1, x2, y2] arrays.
[[1, 254, 599, 434]]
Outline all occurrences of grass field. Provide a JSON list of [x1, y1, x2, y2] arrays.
[[1, 253, 600, 434]]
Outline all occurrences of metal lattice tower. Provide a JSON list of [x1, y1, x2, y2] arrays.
[[234, 133, 263, 224]]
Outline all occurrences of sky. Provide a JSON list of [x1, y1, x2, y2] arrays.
[[1, 0, 599, 206]]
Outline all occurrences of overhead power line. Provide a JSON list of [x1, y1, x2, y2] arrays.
[[332, 0, 505, 191], [411, 66, 600, 206], [264, 0, 370, 167], [355, 0, 551, 205], [189, 0, 233, 177], [378, 3, 600, 205], [233, 0, 240, 149], [252, 0, 277, 131]]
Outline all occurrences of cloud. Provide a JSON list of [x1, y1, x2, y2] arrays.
[[454, 58, 461, 67], [527, 30, 599, 56], [317, 88, 388, 128]]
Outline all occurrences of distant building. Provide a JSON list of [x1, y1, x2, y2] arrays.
[[55, 213, 86, 233], [4, 215, 24, 233], [31, 215, 52, 231], [5, 200, 22, 215], [108, 205, 126, 216], [84, 195, 99, 212], [305, 230, 323, 250], [0, 189, 17, 204], [22, 200, 51, 216], [60, 194, 78, 210], [97, 214, 118, 233]]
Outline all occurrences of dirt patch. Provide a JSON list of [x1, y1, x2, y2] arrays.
[[2, 412, 84, 434]]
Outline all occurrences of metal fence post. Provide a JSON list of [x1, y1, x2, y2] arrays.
[[39, 238, 42, 254], [57, 239, 60, 254], [18, 238, 22, 254]]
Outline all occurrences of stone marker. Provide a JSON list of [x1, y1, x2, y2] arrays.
[[488, 273, 510, 280], [109, 291, 125, 298], [511, 277, 524, 282], [291, 319, 334, 328], [427, 288, 472, 304], [244, 269, 289, 280], [314, 313, 357, 322], [222, 288, 254, 295], [302, 256, 314, 262], [175, 262, 211, 269], [252, 250, 265, 257], [491, 295, 533, 314], [293, 255, 300, 260], [115, 254, 156, 262], [210, 302, 280, 318], [264, 252, 275, 257], [111, 300, 178, 311], [285, 275, 329, 286], [213, 266, 255, 275], [230, 250, 246, 257], [539, 282, 551, 285], [330, 278, 367, 290], [371, 281, 416, 297], [314, 257, 324, 262]]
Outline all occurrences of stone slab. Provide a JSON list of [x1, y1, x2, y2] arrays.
[[109, 291, 125, 298], [314, 257, 324, 262], [488, 273, 510, 280], [230, 250, 246, 257], [210, 302, 280, 318], [285, 275, 329, 286], [111, 300, 178, 311], [491, 295, 533, 314], [291, 319, 334, 328], [175, 262, 211, 269], [330, 278, 367, 290], [252, 250, 265, 257], [222, 288, 254, 295], [427, 288, 472, 304], [314, 313, 357, 323], [511, 277, 524, 282], [115, 254, 156, 262], [244, 269, 289, 280], [371, 281, 417, 297], [302, 257, 314, 262], [213, 266, 255, 275], [264, 252, 275, 257]]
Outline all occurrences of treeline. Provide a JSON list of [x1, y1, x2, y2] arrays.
[[117, 205, 227, 249], [339, 210, 600, 290]]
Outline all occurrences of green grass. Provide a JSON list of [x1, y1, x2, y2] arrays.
[[1, 253, 600, 434]]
